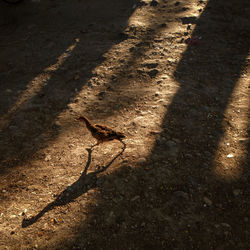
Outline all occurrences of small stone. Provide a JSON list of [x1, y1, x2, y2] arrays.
[[150, 0, 159, 6], [129, 47, 135, 52], [10, 231, 15, 235], [156, 136, 166, 145], [45, 155, 51, 161], [143, 62, 158, 69], [203, 196, 212, 206], [131, 195, 140, 202], [175, 1, 180, 6], [188, 176, 197, 186], [20, 209, 27, 216], [174, 191, 189, 200], [106, 211, 115, 225], [10, 215, 16, 219], [180, 38, 184, 43], [239, 138, 248, 144], [42, 79, 48, 85], [137, 1, 148, 7], [166, 140, 177, 148], [227, 153, 234, 158], [185, 154, 192, 158], [202, 163, 209, 168], [233, 189, 241, 196], [220, 223, 231, 229], [173, 138, 181, 144], [54, 120, 61, 127], [205, 151, 212, 157], [137, 69, 144, 74], [164, 140, 179, 162], [98, 91, 106, 100], [6, 89, 12, 93], [147, 69, 159, 78], [9, 125, 18, 130], [138, 157, 147, 164]]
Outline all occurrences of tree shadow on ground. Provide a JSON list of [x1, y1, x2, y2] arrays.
[[0, 0, 138, 175], [60, 0, 249, 249]]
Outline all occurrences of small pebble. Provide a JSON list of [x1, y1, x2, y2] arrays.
[[233, 189, 241, 196], [131, 195, 140, 202], [203, 196, 212, 206], [150, 0, 159, 6], [185, 154, 192, 159], [45, 155, 51, 162], [221, 223, 231, 229], [174, 191, 189, 200], [138, 157, 147, 164], [147, 69, 159, 78]]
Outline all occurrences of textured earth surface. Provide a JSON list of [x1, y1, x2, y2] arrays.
[[0, 0, 249, 249]]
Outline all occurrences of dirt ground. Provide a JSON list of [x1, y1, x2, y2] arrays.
[[0, 0, 249, 249]]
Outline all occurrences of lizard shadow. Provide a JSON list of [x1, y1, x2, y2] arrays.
[[21, 143, 126, 228]]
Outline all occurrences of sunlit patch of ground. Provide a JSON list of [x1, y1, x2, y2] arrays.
[[214, 75, 249, 180]]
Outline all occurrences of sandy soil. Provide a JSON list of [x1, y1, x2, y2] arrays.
[[0, 0, 249, 249]]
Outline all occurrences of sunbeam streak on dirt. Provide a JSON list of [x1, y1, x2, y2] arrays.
[[0, 40, 79, 132], [213, 76, 249, 180]]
